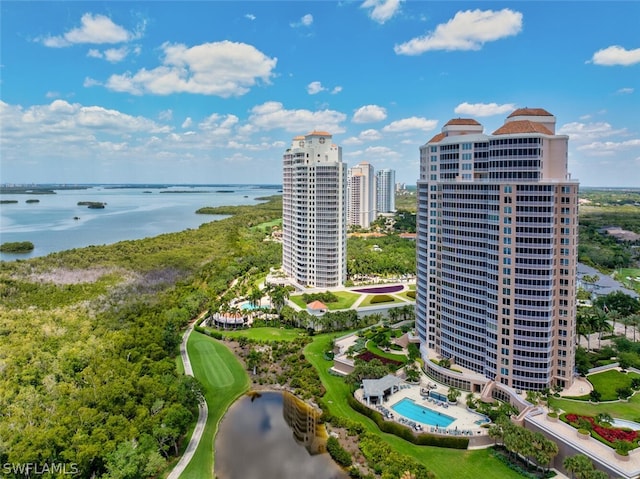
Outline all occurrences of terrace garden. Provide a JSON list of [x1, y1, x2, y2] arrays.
[[562, 413, 639, 452], [359, 293, 406, 307], [289, 290, 360, 310]]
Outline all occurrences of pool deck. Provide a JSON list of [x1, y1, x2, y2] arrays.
[[355, 383, 490, 437]]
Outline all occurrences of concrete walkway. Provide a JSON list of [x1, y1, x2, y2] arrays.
[[167, 321, 208, 479]]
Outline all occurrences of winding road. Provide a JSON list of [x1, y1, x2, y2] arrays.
[[167, 321, 208, 479]]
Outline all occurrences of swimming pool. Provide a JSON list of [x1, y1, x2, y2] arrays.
[[241, 302, 260, 310], [391, 398, 455, 427]]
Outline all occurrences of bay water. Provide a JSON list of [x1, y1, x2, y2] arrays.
[[0, 184, 280, 261]]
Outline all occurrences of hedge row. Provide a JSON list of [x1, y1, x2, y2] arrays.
[[194, 325, 224, 339], [347, 395, 469, 449], [370, 294, 394, 304]]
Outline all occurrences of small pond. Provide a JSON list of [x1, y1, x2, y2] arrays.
[[215, 391, 348, 479]]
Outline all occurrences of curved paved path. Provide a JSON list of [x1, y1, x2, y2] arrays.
[[167, 321, 208, 479]]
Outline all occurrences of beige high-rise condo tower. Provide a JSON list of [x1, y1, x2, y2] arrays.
[[347, 162, 376, 228], [282, 131, 347, 288], [416, 108, 578, 393]]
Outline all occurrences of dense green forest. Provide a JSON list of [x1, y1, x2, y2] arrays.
[[0, 197, 283, 479], [578, 190, 640, 272], [347, 234, 416, 277]]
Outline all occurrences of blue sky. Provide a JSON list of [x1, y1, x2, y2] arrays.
[[1, 1, 639, 186]]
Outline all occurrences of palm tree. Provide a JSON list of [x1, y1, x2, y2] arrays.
[[608, 309, 622, 336], [246, 349, 262, 375], [267, 284, 289, 312], [563, 454, 594, 479], [447, 387, 461, 403], [388, 306, 400, 323], [591, 307, 610, 349], [627, 313, 640, 342], [534, 435, 558, 475], [576, 308, 595, 351], [248, 287, 263, 309], [596, 412, 613, 426], [620, 314, 634, 340]]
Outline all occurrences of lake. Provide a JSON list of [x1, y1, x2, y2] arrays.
[[215, 391, 347, 479], [0, 184, 280, 261]]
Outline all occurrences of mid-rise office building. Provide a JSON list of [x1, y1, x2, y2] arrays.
[[416, 108, 578, 392], [347, 162, 376, 228], [282, 131, 347, 287], [376, 168, 396, 213]]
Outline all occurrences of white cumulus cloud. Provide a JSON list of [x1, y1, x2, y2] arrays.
[[361, 0, 403, 24], [590, 46, 640, 66], [383, 116, 438, 132], [291, 14, 313, 28], [577, 139, 640, 155], [89, 47, 131, 63], [353, 105, 387, 123], [307, 81, 325, 95], [41, 13, 142, 47], [359, 129, 383, 141], [394, 8, 522, 55], [105, 40, 277, 97], [454, 102, 516, 117], [616, 87, 634, 94], [558, 122, 627, 142], [248, 101, 346, 133]]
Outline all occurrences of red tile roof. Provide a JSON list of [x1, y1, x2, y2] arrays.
[[427, 132, 446, 143], [508, 108, 553, 118], [307, 130, 331, 137], [399, 233, 417, 239], [444, 118, 481, 126], [492, 120, 553, 135], [307, 300, 328, 310]]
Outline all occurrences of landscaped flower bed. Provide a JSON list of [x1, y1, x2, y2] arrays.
[[357, 350, 404, 367], [565, 414, 639, 446]]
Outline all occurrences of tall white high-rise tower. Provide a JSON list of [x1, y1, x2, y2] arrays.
[[347, 162, 376, 228], [282, 131, 347, 287], [376, 168, 396, 213]]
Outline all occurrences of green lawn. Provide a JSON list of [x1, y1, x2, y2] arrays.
[[222, 326, 307, 342], [359, 294, 406, 307], [615, 268, 640, 293], [588, 370, 640, 401], [251, 218, 282, 232], [550, 393, 640, 422], [395, 290, 416, 302], [365, 340, 408, 364], [289, 290, 360, 310], [179, 332, 250, 479], [304, 334, 524, 479]]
